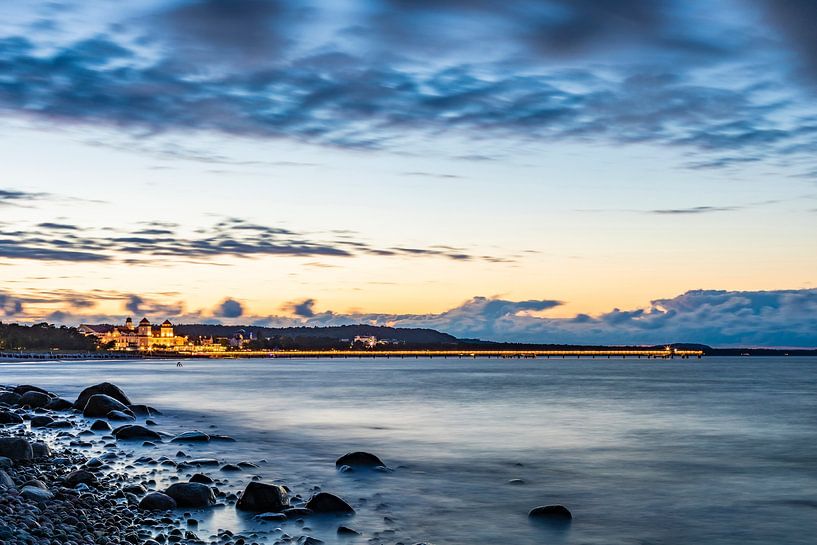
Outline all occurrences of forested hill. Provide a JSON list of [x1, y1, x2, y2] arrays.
[[0, 322, 97, 351], [173, 323, 459, 345]]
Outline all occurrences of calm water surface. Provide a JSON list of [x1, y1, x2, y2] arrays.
[[2, 357, 815, 544]]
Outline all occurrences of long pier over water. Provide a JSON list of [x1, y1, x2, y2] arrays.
[[177, 348, 704, 359]]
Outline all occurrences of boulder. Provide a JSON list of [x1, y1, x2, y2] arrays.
[[31, 442, 51, 458], [337, 527, 361, 536], [19, 391, 51, 408], [129, 404, 161, 417], [21, 485, 53, 502], [0, 469, 14, 489], [106, 410, 135, 421], [164, 482, 216, 508], [189, 473, 214, 484], [236, 482, 290, 512], [46, 420, 72, 429], [74, 382, 132, 410], [0, 456, 11, 468], [30, 416, 54, 428], [170, 431, 210, 443], [113, 424, 162, 441], [283, 507, 313, 518], [139, 491, 177, 511], [305, 492, 355, 514], [528, 505, 572, 521], [188, 458, 219, 466], [335, 451, 385, 469], [82, 394, 131, 418], [0, 392, 22, 405], [90, 420, 112, 431], [0, 437, 32, 460], [13, 385, 49, 396], [63, 469, 97, 488], [0, 410, 24, 425], [45, 397, 74, 411]]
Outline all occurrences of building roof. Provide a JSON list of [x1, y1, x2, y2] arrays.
[[79, 324, 114, 334], [139, 317, 150, 325], [161, 319, 172, 326]]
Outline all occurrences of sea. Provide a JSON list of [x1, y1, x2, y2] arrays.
[[1, 356, 815, 545]]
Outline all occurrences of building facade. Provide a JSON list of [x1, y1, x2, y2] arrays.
[[79, 317, 189, 351]]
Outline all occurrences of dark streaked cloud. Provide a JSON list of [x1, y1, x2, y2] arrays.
[[0, 188, 49, 207], [285, 298, 316, 318], [0, 1, 814, 176], [0, 217, 509, 264]]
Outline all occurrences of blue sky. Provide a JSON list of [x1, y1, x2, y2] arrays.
[[1, 1, 816, 346]]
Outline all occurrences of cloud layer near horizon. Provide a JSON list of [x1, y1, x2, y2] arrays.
[[2, 288, 815, 348]]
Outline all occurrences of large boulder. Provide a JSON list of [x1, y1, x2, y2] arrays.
[[74, 382, 132, 410], [82, 394, 131, 418], [0, 391, 22, 406], [528, 505, 572, 521], [236, 482, 290, 512], [21, 485, 53, 502], [90, 420, 112, 431], [45, 397, 73, 411], [0, 437, 32, 460], [335, 451, 385, 469], [139, 492, 177, 511], [305, 492, 355, 514], [19, 391, 51, 408], [129, 404, 161, 417], [0, 410, 24, 425], [164, 482, 216, 508], [113, 424, 162, 441]]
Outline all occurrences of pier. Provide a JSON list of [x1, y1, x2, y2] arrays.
[[165, 348, 704, 359]]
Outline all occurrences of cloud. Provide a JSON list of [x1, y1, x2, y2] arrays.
[[0, 217, 508, 264], [285, 298, 316, 318], [3, 287, 815, 347], [0, 3, 814, 176], [0, 188, 49, 207], [757, 0, 817, 83], [216, 298, 244, 318], [250, 289, 817, 348]]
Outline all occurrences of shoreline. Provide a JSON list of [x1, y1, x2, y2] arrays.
[[0, 381, 380, 545]]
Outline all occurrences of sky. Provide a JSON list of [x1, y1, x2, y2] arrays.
[[0, 0, 816, 347]]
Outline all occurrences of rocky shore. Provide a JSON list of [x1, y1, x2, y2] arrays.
[[0, 382, 391, 545]]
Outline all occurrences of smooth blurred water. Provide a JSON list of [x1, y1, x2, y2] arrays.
[[2, 356, 816, 544]]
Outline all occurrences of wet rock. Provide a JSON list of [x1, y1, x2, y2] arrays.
[[0, 437, 32, 460], [113, 424, 162, 441], [90, 419, 112, 431], [44, 397, 73, 411], [63, 469, 97, 488], [337, 526, 361, 536], [21, 485, 53, 502], [170, 431, 210, 443], [0, 391, 22, 405], [30, 415, 54, 428], [13, 384, 49, 395], [0, 456, 10, 468], [0, 469, 14, 489], [0, 410, 24, 425], [129, 404, 161, 417], [19, 390, 51, 408], [139, 492, 178, 511], [107, 410, 135, 421], [46, 419, 72, 429], [31, 442, 51, 458], [508, 479, 526, 485], [83, 394, 132, 418], [188, 458, 219, 466], [283, 507, 313, 518], [236, 482, 290, 513], [74, 382, 132, 409], [164, 482, 216, 508], [528, 505, 572, 520], [305, 492, 355, 514], [220, 463, 241, 472], [335, 451, 385, 469], [190, 474, 214, 485]]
